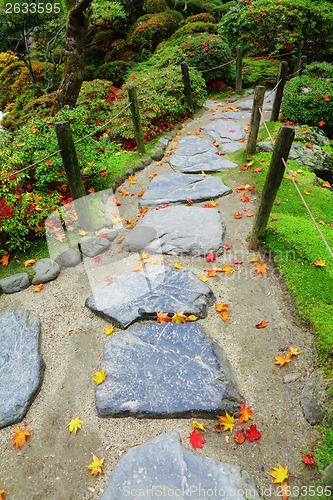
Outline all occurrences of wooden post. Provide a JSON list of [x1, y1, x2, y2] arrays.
[[55, 121, 94, 230], [293, 40, 304, 76], [246, 85, 265, 155], [248, 125, 295, 250], [235, 45, 242, 93], [127, 84, 146, 154], [181, 61, 194, 119], [271, 61, 288, 122], [299, 55, 308, 76]]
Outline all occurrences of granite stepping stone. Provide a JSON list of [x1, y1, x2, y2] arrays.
[[237, 91, 276, 111], [85, 264, 215, 328], [100, 431, 260, 499], [0, 273, 30, 294], [219, 110, 252, 120], [32, 258, 60, 284], [95, 228, 118, 241], [0, 309, 44, 429], [169, 136, 237, 172], [95, 322, 242, 418], [139, 173, 231, 208], [220, 142, 246, 154], [203, 119, 246, 143], [122, 205, 224, 256], [79, 235, 110, 257]]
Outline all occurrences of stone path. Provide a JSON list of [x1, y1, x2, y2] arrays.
[[0, 90, 321, 499]]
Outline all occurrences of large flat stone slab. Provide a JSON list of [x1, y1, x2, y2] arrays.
[[237, 91, 276, 111], [203, 119, 246, 142], [95, 323, 243, 418], [0, 309, 44, 429], [139, 173, 231, 208], [122, 206, 224, 256], [101, 431, 260, 499], [85, 264, 215, 328], [169, 136, 237, 172]]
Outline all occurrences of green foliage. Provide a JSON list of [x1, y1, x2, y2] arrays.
[[282, 76, 333, 131], [315, 428, 333, 470], [0, 50, 18, 66], [303, 62, 333, 80], [170, 21, 218, 39], [143, 0, 167, 13], [174, 0, 223, 16], [91, 0, 127, 23], [129, 11, 183, 50], [219, 1, 237, 16], [94, 60, 133, 86], [228, 57, 281, 87], [219, 0, 333, 59], [179, 13, 215, 26]]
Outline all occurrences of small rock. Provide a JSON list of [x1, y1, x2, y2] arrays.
[[125, 168, 134, 176], [283, 373, 299, 384], [322, 463, 333, 494], [134, 163, 144, 171], [60, 248, 81, 268], [0, 273, 30, 294], [103, 219, 113, 228], [95, 228, 118, 242], [141, 158, 152, 167], [151, 149, 164, 161], [79, 236, 110, 257], [159, 137, 169, 146], [164, 135, 173, 141], [300, 371, 326, 425], [32, 258, 60, 285]]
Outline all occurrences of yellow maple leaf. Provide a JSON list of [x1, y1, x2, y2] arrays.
[[86, 453, 105, 476], [186, 314, 198, 322], [174, 262, 184, 269], [112, 215, 122, 224], [104, 325, 115, 336], [139, 251, 149, 261], [129, 175, 136, 184], [249, 256, 259, 263], [33, 283, 44, 293], [217, 412, 235, 432], [67, 417, 84, 435], [0, 488, 6, 500], [288, 346, 301, 357], [274, 354, 292, 367], [198, 274, 207, 282], [210, 199, 218, 207], [78, 229, 88, 236], [268, 463, 289, 484], [313, 259, 326, 267], [322, 181, 331, 188], [171, 311, 188, 324], [10, 427, 31, 449], [222, 264, 234, 274], [193, 421, 208, 432], [24, 259, 37, 267], [33, 194, 42, 203], [92, 367, 106, 384]]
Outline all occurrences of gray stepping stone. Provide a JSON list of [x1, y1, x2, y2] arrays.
[[101, 431, 260, 499], [59, 247, 81, 268], [79, 235, 110, 257], [95, 228, 118, 241], [122, 205, 224, 256], [221, 142, 246, 154], [203, 119, 246, 142], [95, 322, 242, 418], [237, 91, 276, 111], [32, 258, 60, 284], [139, 173, 231, 208], [0, 309, 44, 428], [0, 273, 30, 294], [85, 264, 215, 328]]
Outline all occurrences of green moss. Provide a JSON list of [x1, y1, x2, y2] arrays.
[[315, 427, 333, 470]]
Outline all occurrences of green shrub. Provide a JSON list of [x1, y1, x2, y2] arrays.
[[170, 21, 218, 39], [282, 76, 333, 131], [303, 62, 333, 80], [220, 1, 237, 16], [179, 13, 215, 26], [143, 0, 167, 13], [219, 0, 333, 59], [129, 11, 183, 50], [94, 60, 133, 86], [175, 0, 223, 16], [228, 57, 281, 87]]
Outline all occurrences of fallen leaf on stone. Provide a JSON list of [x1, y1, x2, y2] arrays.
[[255, 262, 268, 276], [92, 367, 106, 384], [215, 302, 230, 321], [246, 212, 254, 217], [33, 284, 44, 293], [206, 252, 216, 262], [174, 262, 184, 269], [104, 325, 115, 335], [222, 264, 234, 274], [234, 212, 243, 219], [210, 199, 218, 207], [24, 259, 37, 267], [224, 243, 232, 250], [156, 311, 171, 323], [256, 320, 267, 329], [112, 214, 122, 224], [171, 311, 188, 323], [138, 190, 145, 197], [186, 314, 198, 322], [268, 463, 289, 483], [240, 193, 250, 203], [139, 251, 149, 261], [130, 264, 142, 272], [10, 427, 31, 449], [140, 207, 148, 214], [94, 256, 101, 263], [189, 429, 206, 450], [235, 429, 246, 444], [86, 453, 105, 476], [302, 453, 315, 465], [187, 199, 193, 205], [67, 417, 84, 435], [238, 402, 254, 424], [149, 172, 158, 177], [113, 196, 121, 205], [274, 354, 291, 367], [233, 259, 243, 264], [98, 232, 109, 239], [198, 274, 208, 282], [78, 230, 88, 236], [203, 202, 213, 208], [192, 421, 208, 432], [304, 189, 312, 195], [246, 424, 261, 442], [249, 257, 259, 263], [288, 347, 300, 357], [313, 259, 326, 267], [217, 412, 234, 432]]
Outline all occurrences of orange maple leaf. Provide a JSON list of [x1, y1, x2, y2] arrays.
[[235, 429, 246, 444], [238, 402, 254, 424], [10, 427, 31, 449], [0, 253, 9, 267], [255, 320, 268, 329], [255, 262, 268, 276], [222, 264, 234, 274], [0, 488, 6, 500], [234, 212, 243, 219], [33, 284, 44, 293], [140, 207, 148, 214], [240, 193, 250, 203], [24, 259, 37, 267], [246, 212, 254, 217], [121, 190, 130, 197], [215, 302, 230, 321], [138, 190, 145, 197], [187, 199, 193, 205], [274, 354, 292, 367], [249, 256, 259, 263]]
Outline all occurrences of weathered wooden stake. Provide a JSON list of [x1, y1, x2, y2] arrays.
[[299, 55, 308, 76], [55, 121, 93, 230], [293, 40, 304, 76], [271, 61, 288, 122], [246, 85, 265, 155], [235, 45, 243, 93], [127, 84, 146, 154], [248, 125, 295, 250], [181, 61, 194, 119]]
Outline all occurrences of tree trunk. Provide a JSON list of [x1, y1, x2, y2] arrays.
[[53, 0, 92, 114]]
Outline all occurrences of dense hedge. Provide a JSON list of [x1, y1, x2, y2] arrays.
[[170, 21, 218, 39], [129, 11, 183, 50]]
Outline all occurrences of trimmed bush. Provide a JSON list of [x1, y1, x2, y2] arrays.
[[143, 0, 167, 13], [228, 57, 281, 87], [94, 60, 133, 87], [129, 11, 183, 50], [220, 1, 237, 16], [175, 0, 224, 16], [170, 21, 218, 39], [303, 62, 333, 80], [179, 13, 215, 26]]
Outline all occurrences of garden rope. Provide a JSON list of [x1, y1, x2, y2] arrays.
[[258, 107, 333, 260], [200, 58, 236, 73]]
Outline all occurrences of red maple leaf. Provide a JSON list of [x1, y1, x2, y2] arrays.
[[302, 453, 315, 465], [206, 252, 216, 262], [94, 256, 101, 263], [189, 429, 206, 450], [246, 424, 261, 442]]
